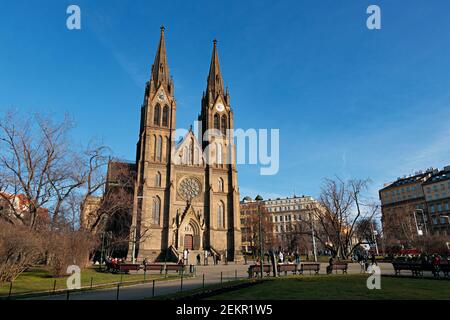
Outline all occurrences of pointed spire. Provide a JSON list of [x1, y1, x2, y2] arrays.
[[151, 25, 171, 92], [206, 39, 224, 101]]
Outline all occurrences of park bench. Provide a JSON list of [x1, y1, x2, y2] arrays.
[[439, 263, 450, 277], [299, 263, 321, 275], [332, 263, 348, 274], [165, 264, 185, 274], [392, 262, 424, 276], [112, 263, 141, 274], [248, 264, 272, 278], [144, 264, 164, 274], [278, 264, 298, 276]]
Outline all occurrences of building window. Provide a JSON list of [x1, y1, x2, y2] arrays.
[[218, 178, 224, 192], [162, 106, 169, 127], [214, 114, 220, 131], [152, 196, 161, 225], [154, 104, 161, 126], [217, 202, 225, 229], [155, 172, 161, 187], [216, 142, 222, 165], [156, 136, 162, 161], [221, 115, 227, 135]]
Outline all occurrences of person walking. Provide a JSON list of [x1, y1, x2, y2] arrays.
[[294, 251, 301, 265], [204, 249, 209, 266], [371, 253, 377, 266], [196, 253, 201, 266], [327, 257, 334, 274], [183, 249, 189, 266]]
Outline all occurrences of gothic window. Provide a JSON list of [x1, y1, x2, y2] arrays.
[[218, 178, 224, 192], [216, 142, 223, 165], [156, 136, 162, 161], [152, 135, 157, 160], [162, 106, 169, 127], [221, 115, 227, 135], [152, 196, 161, 225], [189, 138, 195, 165], [217, 201, 225, 229], [155, 172, 161, 187], [214, 113, 220, 131], [154, 104, 161, 126]]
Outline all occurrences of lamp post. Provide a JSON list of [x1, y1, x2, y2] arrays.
[[371, 222, 379, 255], [412, 211, 424, 236], [257, 200, 264, 279], [415, 208, 428, 236], [308, 211, 318, 262]]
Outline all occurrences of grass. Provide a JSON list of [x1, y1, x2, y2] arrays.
[[147, 279, 253, 300], [0, 266, 179, 297], [206, 275, 450, 300]]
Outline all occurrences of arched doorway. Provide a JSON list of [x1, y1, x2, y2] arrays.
[[184, 234, 194, 250], [181, 220, 201, 250]]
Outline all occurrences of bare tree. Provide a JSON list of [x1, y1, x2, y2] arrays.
[[309, 178, 378, 260], [0, 110, 77, 229]]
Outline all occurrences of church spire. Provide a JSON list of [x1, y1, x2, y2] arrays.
[[150, 26, 172, 93], [206, 39, 224, 101]]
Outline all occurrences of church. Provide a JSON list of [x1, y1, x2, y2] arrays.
[[124, 27, 242, 263]]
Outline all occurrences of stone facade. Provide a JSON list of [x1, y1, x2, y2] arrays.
[[128, 27, 241, 262]]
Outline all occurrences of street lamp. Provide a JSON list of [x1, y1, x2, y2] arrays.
[[415, 208, 428, 236], [257, 200, 264, 279], [412, 211, 423, 236], [371, 222, 379, 255], [308, 211, 318, 262]]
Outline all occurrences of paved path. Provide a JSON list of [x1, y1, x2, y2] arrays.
[[28, 263, 395, 300]]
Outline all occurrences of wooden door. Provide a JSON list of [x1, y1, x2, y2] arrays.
[[184, 235, 194, 250]]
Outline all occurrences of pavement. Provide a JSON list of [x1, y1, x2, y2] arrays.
[[26, 262, 397, 300]]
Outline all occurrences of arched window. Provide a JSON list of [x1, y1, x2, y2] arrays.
[[155, 172, 161, 187], [162, 106, 169, 127], [217, 202, 225, 229], [189, 138, 195, 165], [152, 196, 161, 225], [152, 135, 157, 160], [154, 104, 161, 126], [214, 113, 220, 131], [216, 142, 222, 165], [218, 178, 224, 192], [221, 115, 227, 135], [156, 136, 162, 161]]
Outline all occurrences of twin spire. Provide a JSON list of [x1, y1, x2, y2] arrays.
[[151, 26, 171, 93], [150, 26, 224, 100]]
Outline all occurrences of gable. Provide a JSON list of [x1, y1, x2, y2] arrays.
[[173, 131, 205, 166]]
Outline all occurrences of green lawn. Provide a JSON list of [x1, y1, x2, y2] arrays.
[[207, 275, 450, 300], [0, 266, 178, 297]]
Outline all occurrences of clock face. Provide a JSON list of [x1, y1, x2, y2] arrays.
[[179, 177, 201, 201], [216, 104, 225, 112], [158, 93, 165, 101]]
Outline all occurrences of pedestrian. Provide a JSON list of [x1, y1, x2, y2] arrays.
[[326, 257, 334, 274], [294, 251, 300, 265], [279, 251, 284, 264], [432, 255, 441, 277], [204, 249, 209, 266], [371, 253, 377, 266], [196, 253, 201, 266], [183, 249, 189, 266]]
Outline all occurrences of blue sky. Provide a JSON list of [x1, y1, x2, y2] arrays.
[[1, 0, 450, 202]]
